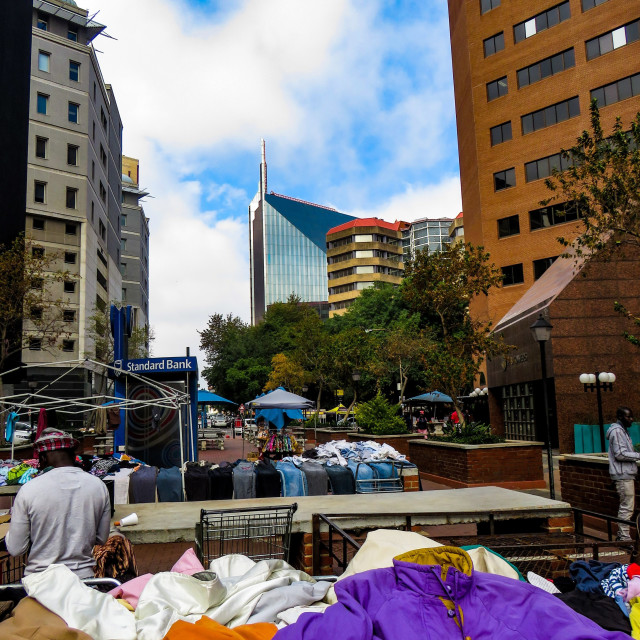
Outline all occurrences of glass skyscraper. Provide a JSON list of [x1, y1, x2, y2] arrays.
[[402, 217, 454, 259], [249, 146, 355, 324]]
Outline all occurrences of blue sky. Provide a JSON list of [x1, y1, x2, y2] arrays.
[[89, 0, 462, 366]]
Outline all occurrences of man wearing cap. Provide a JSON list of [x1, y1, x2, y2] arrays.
[[5, 428, 111, 577]]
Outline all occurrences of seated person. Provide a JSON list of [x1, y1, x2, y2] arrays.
[[5, 428, 111, 577]]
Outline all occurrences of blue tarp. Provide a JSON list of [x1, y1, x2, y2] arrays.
[[408, 390, 453, 403], [197, 390, 236, 404]]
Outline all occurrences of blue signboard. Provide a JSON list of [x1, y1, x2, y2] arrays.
[[114, 357, 198, 375]]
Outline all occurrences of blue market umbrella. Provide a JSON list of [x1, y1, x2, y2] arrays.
[[408, 390, 453, 403], [246, 388, 314, 430], [197, 390, 237, 404]]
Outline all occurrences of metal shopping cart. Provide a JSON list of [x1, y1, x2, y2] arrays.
[[195, 503, 298, 567]]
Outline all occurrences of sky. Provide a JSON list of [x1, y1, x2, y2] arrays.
[[88, 0, 462, 377]]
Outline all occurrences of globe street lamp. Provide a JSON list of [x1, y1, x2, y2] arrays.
[[530, 313, 555, 500], [578, 371, 616, 452]]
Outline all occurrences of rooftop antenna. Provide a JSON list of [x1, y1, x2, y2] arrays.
[[260, 139, 267, 199]]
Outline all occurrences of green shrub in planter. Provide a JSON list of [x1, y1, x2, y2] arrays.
[[431, 422, 504, 445], [355, 393, 408, 436]]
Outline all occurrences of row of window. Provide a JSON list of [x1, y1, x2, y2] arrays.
[[36, 12, 78, 41], [36, 93, 80, 124], [31, 278, 77, 294], [521, 96, 580, 135], [328, 281, 375, 296], [328, 265, 403, 280], [327, 233, 399, 250], [493, 151, 574, 191], [32, 218, 77, 236], [328, 249, 401, 264], [36, 137, 79, 165], [29, 337, 75, 352], [501, 256, 559, 286], [586, 19, 640, 61], [513, 2, 570, 45], [30, 308, 76, 323], [481, 0, 609, 15], [38, 51, 80, 82], [592, 72, 640, 108], [497, 203, 581, 238], [32, 246, 78, 265]]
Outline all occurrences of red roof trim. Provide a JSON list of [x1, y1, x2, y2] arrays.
[[327, 217, 408, 235]]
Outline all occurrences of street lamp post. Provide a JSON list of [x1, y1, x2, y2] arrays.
[[530, 313, 555, 500], [578, 372, 616, 452]]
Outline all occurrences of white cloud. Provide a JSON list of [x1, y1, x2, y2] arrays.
[[352, 177, 462, 223]]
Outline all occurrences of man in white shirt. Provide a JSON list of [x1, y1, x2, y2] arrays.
[[5, 428, 111, 577]]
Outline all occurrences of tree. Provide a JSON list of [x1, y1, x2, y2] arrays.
[[355, 392, 407, 435], [545, 103, 640, 346], [264, 353, 308, 393], [544, 102, 640, 259], [0, 236, 74, 389], [401, 242, 510, 423]]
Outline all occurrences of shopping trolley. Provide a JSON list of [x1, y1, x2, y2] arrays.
[[195, 503, 298, 567]]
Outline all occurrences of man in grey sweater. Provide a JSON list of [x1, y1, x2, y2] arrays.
[[5, 428, 111, 577], [607, 406, 639, 541]]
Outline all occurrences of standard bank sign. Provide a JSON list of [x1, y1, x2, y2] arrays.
[[114, 356, 198, 374]]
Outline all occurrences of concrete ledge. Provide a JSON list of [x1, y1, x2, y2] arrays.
[[419, 471, 547, 490], [113, 486, 571, 545], [410, 439, 545, 450]]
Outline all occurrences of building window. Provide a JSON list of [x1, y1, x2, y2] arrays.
[[62, 340, 75, 352], [29, 338, 43, 351], [120, 262, 127, 277], [30, 307, 43, 320], [67, 144, 79, 166], [122, 287, 127, 301], [37, 13, 48, 30], [65, 222, 77, 235], [64, 281, 76, 294], [91, 160, 95, 180], [121, 214, 127, 227], [498, 215, 520, 238], [99, 219, 106, 240], [591, 72, 640, 108], [582, 0, 610, 7], [513, 2, 570, 44], [69, 60, 80, 82], [92, 121, 96, 141], [91, 201, 95, 222], [483, 32, 504, 57], [93, 82, 96, 101], [34, 181, 46, 203], [487, 76, 508, 101], [493, 168, 516, 191], [586, 20, 640, 60], [529, 202, 580, 230], [100, 144, 107, 168], [68, 102, 79, 123], [63, 310, 76, 322], [38, 51, 50, 73], [99, 182, 106, 203], [35, 136, 47, 159], [32, 218, 45, 231], [100, 107, 107, 130], [501, 263, 524, 286], [121, 238, 127, 252], [517, 49, 575, 89], [36, 93, 48, 115], [521, 96, 580, 135], [65, 188, 77, 209], [480, 0, 500, 14], [355, 234, 373, 242], [64, 251, 76, 264], [525, 152, 573, 182], [67, 26, 78, 42], [32, 246, 44, 259], [490, 121, 512, 146], [533, 256, 558, 280]]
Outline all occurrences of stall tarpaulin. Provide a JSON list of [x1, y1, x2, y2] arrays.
[[246, 388, 314, 430]]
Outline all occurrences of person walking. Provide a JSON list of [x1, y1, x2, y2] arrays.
[[607, 406, 640, 541]]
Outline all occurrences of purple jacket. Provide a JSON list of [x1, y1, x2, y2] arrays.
[[276, 547, 630, 640]]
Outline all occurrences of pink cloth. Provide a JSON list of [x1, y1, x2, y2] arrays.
[[108, 548, 205, 608], [36, 408, 47, 440]]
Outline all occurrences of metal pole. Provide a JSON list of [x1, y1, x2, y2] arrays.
[[178, 403, 186, 500], [595, 373, 605, 453], [539, 340, 555, 500]]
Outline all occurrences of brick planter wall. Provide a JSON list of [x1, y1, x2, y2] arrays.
[[408, 440, 545, 489], [559, 454, 638, 517]]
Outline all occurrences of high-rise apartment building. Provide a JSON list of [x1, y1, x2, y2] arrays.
[[448, 0, 640, 324], [0, 0, 125, 398], [326, 219, 407, 317], [249, 142, 356, 324], [121, 156, 150, 338], [401, 217, 453, 260], [449, 212, 465, 246]]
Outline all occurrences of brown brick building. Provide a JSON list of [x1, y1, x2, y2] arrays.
[[448, 0, 640, 325]]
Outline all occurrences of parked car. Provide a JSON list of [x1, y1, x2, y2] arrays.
[[337, 416, 358, 429], [243, 418, 256, 428], [13, 421, 36, 445], [234, 422, 243, 436], [212, 414, 228, 427]]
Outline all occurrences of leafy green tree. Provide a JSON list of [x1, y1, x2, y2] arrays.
[[401, 242, 510, 423], [355, 392, 407, 435], [0, 236, 75, 393], [545, 103, 640, 347], [264, 353, 308, 393]]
